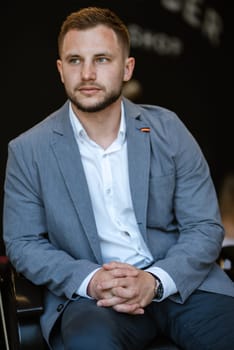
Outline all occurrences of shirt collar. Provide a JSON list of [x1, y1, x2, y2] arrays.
[[69, 101, 126, 144]]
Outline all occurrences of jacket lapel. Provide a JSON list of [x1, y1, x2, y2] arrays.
[[124, 102, 151, 242], [50, 103, 103, 263]]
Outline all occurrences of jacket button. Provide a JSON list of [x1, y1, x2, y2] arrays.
[[57, 304, 64, 312]]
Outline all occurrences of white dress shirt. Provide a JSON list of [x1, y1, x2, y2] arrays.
[[69, 102, 177, 300]]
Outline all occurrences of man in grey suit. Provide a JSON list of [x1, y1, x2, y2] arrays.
[[3, 6, 234, 350]]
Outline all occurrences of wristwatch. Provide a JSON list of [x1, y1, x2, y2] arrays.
[[154, 276, 164, 300]]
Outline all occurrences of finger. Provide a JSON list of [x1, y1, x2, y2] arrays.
[[113, 286, 137, 299], [110, 268, 139, 278], [97, 296, 127, 307], [97, 278, 137, 294], [96, 280, 115, 291], [96, 290, 115, 300], [102, 264, 139, 279], [113, 303, 145, 315], [103, 261, 137, 271]]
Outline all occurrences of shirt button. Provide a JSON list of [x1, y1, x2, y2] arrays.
[[124, 231, 130, 236]]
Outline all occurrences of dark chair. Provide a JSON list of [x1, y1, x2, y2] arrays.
[[217, 245, 234, 281], [0, 256, 181, 350], [0, 256, 46, 350]]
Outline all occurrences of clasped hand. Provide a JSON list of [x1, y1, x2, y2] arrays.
[[87, 261, 156, 315]]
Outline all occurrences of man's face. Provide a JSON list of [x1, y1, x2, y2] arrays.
[[57, 25, 135, 113]]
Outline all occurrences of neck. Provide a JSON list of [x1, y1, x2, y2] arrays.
[[72, 99, 122, 149]]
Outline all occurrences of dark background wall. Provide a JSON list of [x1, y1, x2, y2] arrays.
[[1, 0, 233, 252]]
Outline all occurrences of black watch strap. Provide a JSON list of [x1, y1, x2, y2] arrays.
[[154, 276, 164, 300]]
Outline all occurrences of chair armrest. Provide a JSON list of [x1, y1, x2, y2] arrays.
[[14, 271, 44, 316], [218, 245, 234, 281], [0, 256, 44, 316], [0, 256, 47, 349]]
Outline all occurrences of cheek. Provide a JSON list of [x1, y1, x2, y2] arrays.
[[63, 69, 79, 86], [106, 67, 126, 84]]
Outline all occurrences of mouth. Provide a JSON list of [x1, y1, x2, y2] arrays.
[[78, 86, 101, 96]]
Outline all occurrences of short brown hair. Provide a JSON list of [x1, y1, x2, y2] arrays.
[[58, 7, 130, 57]]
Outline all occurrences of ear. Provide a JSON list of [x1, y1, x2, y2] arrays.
[[123, 57, 135, 82], [56, 59, 64, 83]]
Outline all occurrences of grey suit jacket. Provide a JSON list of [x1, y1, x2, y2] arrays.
[[3, 98, 234, 347]]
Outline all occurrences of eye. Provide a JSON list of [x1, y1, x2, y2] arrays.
[[68, 57, 81, 65], [96, 56, 109, 63]]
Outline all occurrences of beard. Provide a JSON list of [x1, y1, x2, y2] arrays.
[[66, 84, 123, 113]]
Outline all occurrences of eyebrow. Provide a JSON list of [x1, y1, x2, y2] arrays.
[[64, 51, 114, 60]]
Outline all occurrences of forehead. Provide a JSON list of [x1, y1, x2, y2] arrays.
[[61, 25, 121, 55]]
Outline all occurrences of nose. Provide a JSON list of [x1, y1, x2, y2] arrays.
[[81, 61, 96, 81]]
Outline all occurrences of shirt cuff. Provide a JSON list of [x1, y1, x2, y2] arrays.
[[77, 267, 101, 298], [146, 266, 177, 301]]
